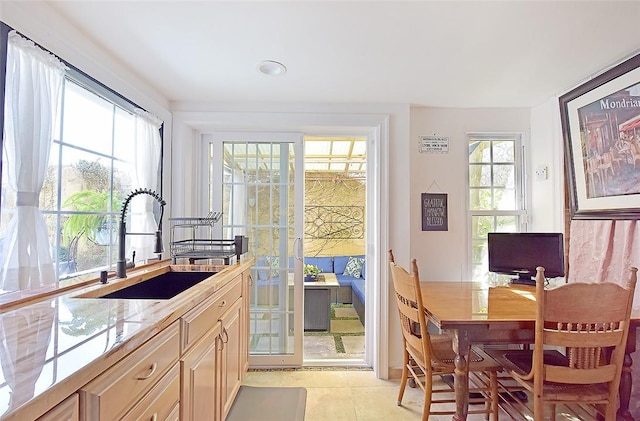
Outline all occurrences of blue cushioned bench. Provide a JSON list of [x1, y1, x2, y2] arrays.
[[332, 255, 364, 304], [254, 254, 366, 325], [351, 271, 365, 325]]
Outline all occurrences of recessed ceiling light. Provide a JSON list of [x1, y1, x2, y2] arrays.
[[256, 60, 287, 76]]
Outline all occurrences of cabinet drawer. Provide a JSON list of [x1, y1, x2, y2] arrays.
[[166, 403, 180, 421], [80, 322, 180, 420], [181, 276, 241, 352], [37, 393, 79, 421], [122, 364, 180, 421]]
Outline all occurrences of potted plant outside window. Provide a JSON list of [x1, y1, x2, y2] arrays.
[[63, 191, 121, 247], [304, 264, 321, 282]]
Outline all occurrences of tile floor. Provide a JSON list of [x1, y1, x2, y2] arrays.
[[241, 368, 599, 420], [245, 301, 622, 420], [242, 368, 506, 421]]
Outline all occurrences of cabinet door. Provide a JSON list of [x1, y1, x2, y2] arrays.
[[166, 403, 180, 421], [241, 271, 251, 373], [220, 298, 243, 419], [37, 394, 79, 421], [181, 321, 222, 421]]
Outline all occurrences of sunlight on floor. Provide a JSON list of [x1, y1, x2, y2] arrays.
[[243, 368, 603, 421]]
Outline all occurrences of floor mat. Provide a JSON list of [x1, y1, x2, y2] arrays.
[[227, 385, 307, 421]]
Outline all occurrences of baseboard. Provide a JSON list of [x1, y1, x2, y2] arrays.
[[388, 367, 403, 379]]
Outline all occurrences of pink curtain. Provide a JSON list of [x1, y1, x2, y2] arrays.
[[568, 219, 640, 310], [569, 219, 640, 417]]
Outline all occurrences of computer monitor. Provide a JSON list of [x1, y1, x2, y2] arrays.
[[487, 232, 565, 285]]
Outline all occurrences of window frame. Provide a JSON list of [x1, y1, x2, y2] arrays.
[[0, 22, 164, 282], [467, 132, 527, 281]]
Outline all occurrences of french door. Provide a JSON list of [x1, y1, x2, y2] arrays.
[[206, 133, 304, 366]]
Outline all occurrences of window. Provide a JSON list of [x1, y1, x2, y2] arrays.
[[468, 133, 526, 281], [0, 26, 162, 292], [0, 27, 164, 409]]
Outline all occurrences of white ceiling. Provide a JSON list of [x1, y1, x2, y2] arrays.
[[44, 0, 640, 108]]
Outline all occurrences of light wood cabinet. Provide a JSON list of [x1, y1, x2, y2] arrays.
[[181, 321, 222, 421], [181, 277, 242, 353], [220, 298, 243, 419], [181, 273, 247, 421], [166, 403, 180, 421], [7, 262, 252, 421], [240, 271, 251, 373], [122, 364, 180, 421], [79, 321, 180, 420], [37, 394, 79, 421]]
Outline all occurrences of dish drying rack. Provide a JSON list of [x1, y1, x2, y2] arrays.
[[169, 212, 246, 264]]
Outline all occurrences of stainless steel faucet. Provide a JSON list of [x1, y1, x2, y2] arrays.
[[116, 188, 166, 278]]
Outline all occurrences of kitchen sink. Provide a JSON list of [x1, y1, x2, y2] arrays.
[[97, 271, 216, 300]]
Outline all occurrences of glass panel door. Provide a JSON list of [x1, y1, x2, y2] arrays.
[[208, 133, 303, 366]]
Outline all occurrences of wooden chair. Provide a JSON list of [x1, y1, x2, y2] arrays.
[[489, 266, 637, 420], [388, 249, 501, 421]]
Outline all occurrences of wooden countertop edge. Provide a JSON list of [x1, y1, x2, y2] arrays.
[[0, 259, 175, 313], [0, 258, 254, 421]]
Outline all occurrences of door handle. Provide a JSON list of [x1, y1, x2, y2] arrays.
[[294, 237, 302, 260]]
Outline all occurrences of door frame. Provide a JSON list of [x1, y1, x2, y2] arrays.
[[203, 132, 305, 367], [182, 110, 389, 379]]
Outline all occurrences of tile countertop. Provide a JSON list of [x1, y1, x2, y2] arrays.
[[0, 258, 254, 421]]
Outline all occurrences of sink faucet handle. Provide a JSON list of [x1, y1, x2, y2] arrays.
[[124, 251, 136, 270]]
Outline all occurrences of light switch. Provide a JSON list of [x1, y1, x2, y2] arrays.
[[535, 165, 548, 181]]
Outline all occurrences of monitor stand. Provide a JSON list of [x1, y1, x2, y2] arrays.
[[510, 273, 536, 286]]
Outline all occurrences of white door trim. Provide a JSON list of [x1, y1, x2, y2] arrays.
[[174, 110, 389, 378]]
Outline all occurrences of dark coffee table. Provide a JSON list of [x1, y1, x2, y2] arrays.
[[303, 273, 338, 331]]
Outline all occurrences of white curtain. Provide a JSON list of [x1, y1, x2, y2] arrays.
[[0, 32, 65, 291], [128, 109, 162, 261]]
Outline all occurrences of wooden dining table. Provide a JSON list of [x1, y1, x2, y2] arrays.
[[420, 280, 640, 421]]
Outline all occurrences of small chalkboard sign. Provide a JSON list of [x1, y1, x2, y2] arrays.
[[422, 193, 448, 231]]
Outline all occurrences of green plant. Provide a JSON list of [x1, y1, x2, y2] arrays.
[[62, 191, 122, 247], [304, 264, 321, 277]]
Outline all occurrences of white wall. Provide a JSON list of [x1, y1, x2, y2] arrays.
[[529, 99, 565, 232], [409, 107, 532, 281]]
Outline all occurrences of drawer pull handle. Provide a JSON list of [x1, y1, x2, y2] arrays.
[[222, 327, 229, 344], [217, 333, 225, 351], [150, 414, 157, 421], [219, 300, 227, 307], [137, 362, 157, 380]]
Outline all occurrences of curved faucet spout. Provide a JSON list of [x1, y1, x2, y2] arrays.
[[116, 188, 166, 278]]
